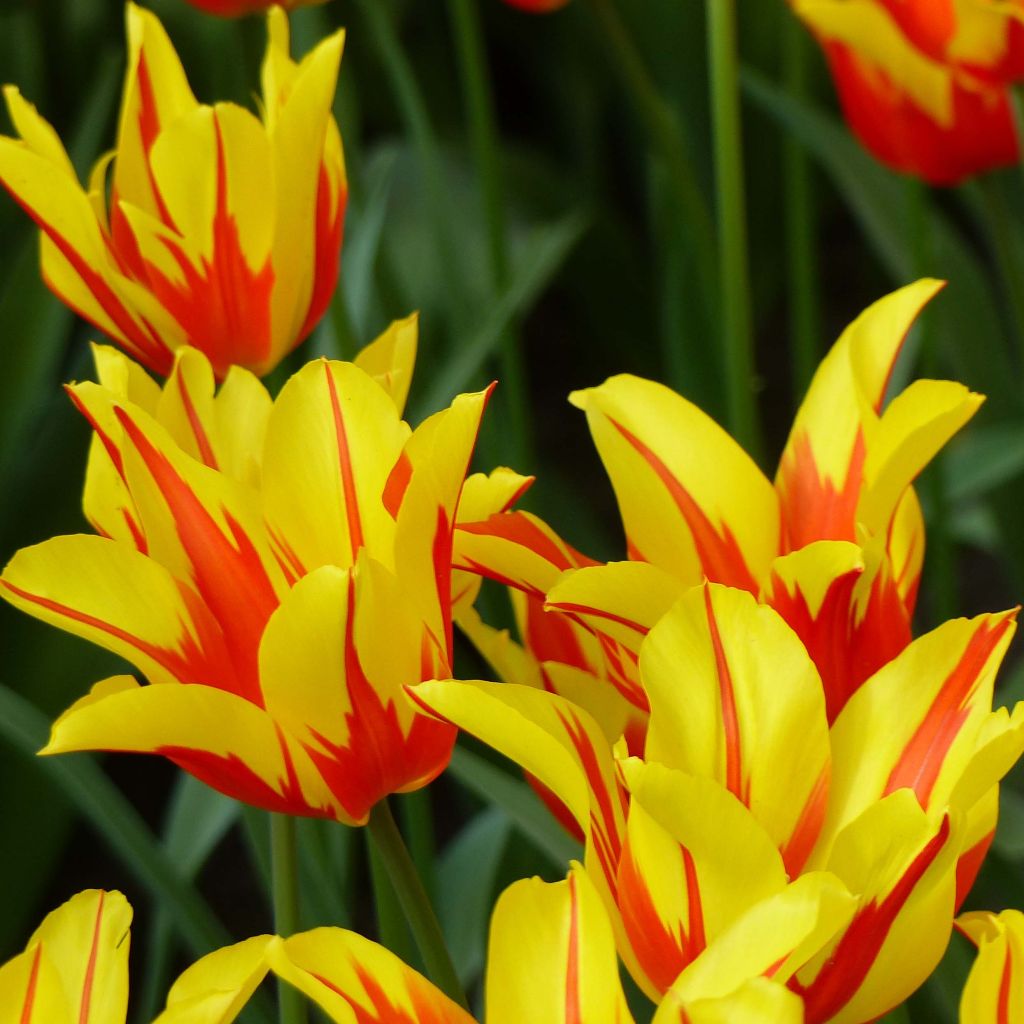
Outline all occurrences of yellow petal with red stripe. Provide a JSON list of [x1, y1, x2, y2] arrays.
[[393, 386, 492, 663], [153, 936, 273, 1024], [795, 791, 962, 1024], [642, 584, 831, 876], [653, 977, 804, 1024], [546, 561, 686, 650], [42, 676, 339, 819], [0, 890, 131, 1024], [456, 468, 533, 524], [618, 761, 789, 998], [411, 679, 625, 901], [856, 379, 983, 538], [264, 19, 345, 357], [570, 374, 777, 590], [664, 871, 854, 1008], [262, 359, 410, 575], [0, 535, 234, 690], [455, 510, 595, 599], [819, 611, 1016, 863], [778, 279, 944, 549], [958, 909, 1024, 1024], [265, 928, 473, 1024], [488, 865, 635, 1024], [353, 314, 418, 416], [116, 3, 197, 217]]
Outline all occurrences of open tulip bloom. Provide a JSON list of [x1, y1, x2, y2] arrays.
[[0, 319, 514, 824], [0, 4, 346, 379], [791, 0, 1024, 183]]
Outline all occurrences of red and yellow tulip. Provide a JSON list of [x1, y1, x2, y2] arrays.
[[791, 0, 1024, 183], [413, 577, 1023, 1021], [0, 322, 498, 824], [0, 4, 346, 379], [267, 863, 806, 1023], [959, 908, 1024, 1022], [0, 889, 270, 1023], [455, 281, 981, 737]]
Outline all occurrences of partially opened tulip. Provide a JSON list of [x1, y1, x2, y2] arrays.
[[791, 0, 1024, 183], [0, 3, 346, 378], [266, 863, 806, 1024], [0, 889, 270, 1023], [959, 908, 1024, 1022], [414, 580, 1024, 1022], [455, 280, 982, 737], [0, 320, 496, 824]]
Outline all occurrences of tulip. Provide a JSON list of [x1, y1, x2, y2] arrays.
[[455, 280, 981, 732], [267, 863, 807, 1023], [790, 0, 1024, 183], [0, 889, 270, 1023], [959, 908, 1024, 1022], [0, 4, 346, 379], [413, 579, 1024, 1021], [0, 323, 499, 824]]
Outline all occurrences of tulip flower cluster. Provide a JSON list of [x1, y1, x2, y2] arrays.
[[0, 2, 1023, 1023]]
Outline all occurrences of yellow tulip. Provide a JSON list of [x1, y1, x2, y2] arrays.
[[0, 4, 345, 378], [959, 908, 1024, 1023]]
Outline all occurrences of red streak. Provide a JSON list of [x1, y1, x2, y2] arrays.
[[325, 361, 365, 563], [884, 615, 1014, 806], [78, 891, 105, 1024], [19, 947, 42, 1024], [609, 417, 760, 593], [998, 940, 1013, 1024], [565, 874, 583, 1024], [176, 370, 219, 469], [703, 585, 745, 803]]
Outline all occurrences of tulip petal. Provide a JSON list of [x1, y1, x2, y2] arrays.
[[958, 909, 1024, 1024], [266, 928, 473, 1024], [0, 535, 234, 691], [353, 314, 419, 416], [777, 279, 943, 549], [653, 977, 804, 1024], [487, 865, 635, 1024], [154, 936, 273, 1024], [795, 792, 961, 1024], [570, 374, 777, 590], [821, 611, 1016, 858], [642, 584, 831, 875], [43, 677, 339, 819], [618, 762, 789, 997], [262, 359, 410, 576]]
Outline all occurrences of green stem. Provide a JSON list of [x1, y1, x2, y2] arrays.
[[366, 828, 419, 965], [977, 175, 1024, 368], [446, 0, 533, 468], [588, 0, 718, 315], [783, 16, 820, 400], [271, 814, 307, 1024], [367, 799, 468, 1008], [706, 0, 760, 458]]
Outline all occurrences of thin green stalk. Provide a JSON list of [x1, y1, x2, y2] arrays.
[[366, 829, 419, 965], [367, 799, 468, 1009], [588, 0, 718, 311], [783, 16, 820, 399], [446, 0, 533, 468], [706, 0, 760, 459], [977, 175, 1024, 368], [401, 790, 438, 900], [271, 814, 307, 1024]]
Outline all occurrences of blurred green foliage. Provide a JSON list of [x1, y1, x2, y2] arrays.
[[1, 0, 1023, 1020]]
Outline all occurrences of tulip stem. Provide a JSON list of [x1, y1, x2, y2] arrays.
[[783, 15, 820, 400], [706, 0, 761, 459], [270, 814, 307, 1024], [446, 0, 533, 469], [367, 799, 468, 1009]]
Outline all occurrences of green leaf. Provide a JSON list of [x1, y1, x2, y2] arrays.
[[448, 745, 581, 869], [0, 683, 230, 956], [415, 207, 590, 417], [946, 426, 1024, 504], [437, 806, 511, 986]]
